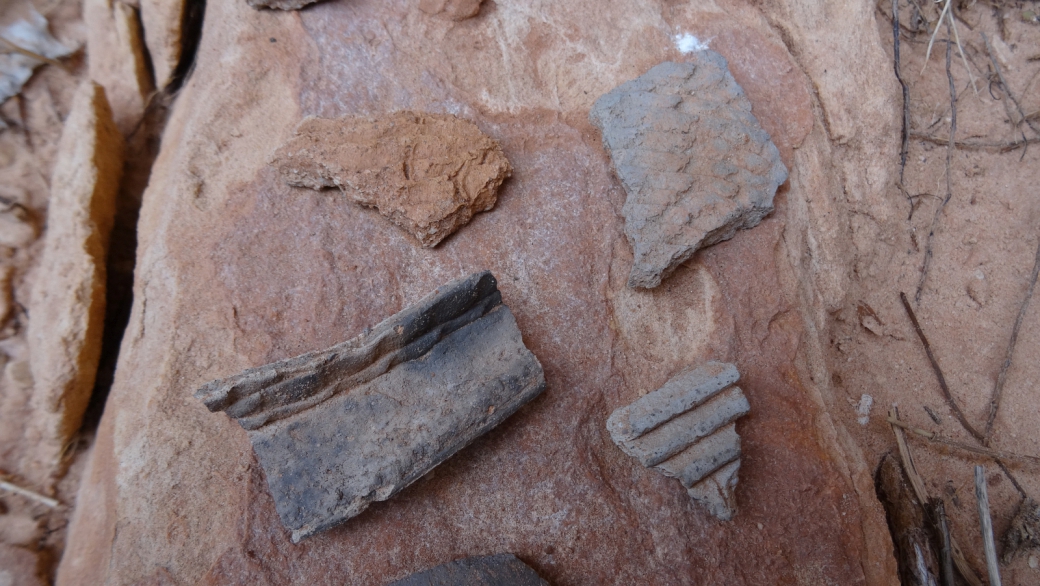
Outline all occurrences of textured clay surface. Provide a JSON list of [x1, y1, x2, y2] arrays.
[[197, 272, 546, 542], [22, 82, 123, 488], [247, 0, 321, 10], [607, 362, 749, 520], [390, 553, 548, 586], [417, 0, 483, 21], [590, 55, 788, 289], [273, 112, 511, 248], [57, 1, 915, 584]]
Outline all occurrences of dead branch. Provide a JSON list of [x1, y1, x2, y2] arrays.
[[890, 407, 984, 586], [932, 497, 955, 586]]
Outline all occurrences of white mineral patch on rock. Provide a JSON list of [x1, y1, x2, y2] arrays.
[[856, 394, 873, 426], [674, 33, 708, 54]]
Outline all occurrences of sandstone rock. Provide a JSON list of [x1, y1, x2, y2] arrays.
[[23, 82, 124, 488], [0, 543, 44, 586], [85, 0, 153, 136], [0, 265, 11, 327], [0, 513, 42, 547], [589, 55, 788, 289], [389, 553, 548, 586], [3, 359, 32, 390], [607, 362, 749, 520], [418, 0, 484, 21], [196, 271, 546, 542], [0, 206, 36, 248], [273, 112, 512, 248], [58, 1, 894, 584], [247, 0, 321, 10], [139, 0, 183, 89]]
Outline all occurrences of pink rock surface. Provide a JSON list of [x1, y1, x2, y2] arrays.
[[58, 0, 901, 584], [23, 81, 124, 489], [0, 543, 44, 586]]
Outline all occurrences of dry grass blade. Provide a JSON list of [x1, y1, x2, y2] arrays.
[[886, 415, 1040, 467], [946, 10, 978, 95], [923, 0, 953, 69], [892, 408, 929, 501], [984, 237, 1040, 444], [0, 35, 65, 69], [889, 407, 984, 586], [974, 466, 1002, 586], [0, 477, 60, 508], [922, 0, 978, 94]]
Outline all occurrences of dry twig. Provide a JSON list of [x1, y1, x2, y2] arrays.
[[899, 293, 1029, 497], [984, 237, 1040, 445], [910, 132, 1040, 152], [915, 26, 958, 303], [983, 33, 1040, 139], [974, 466, 1002, 586], [893, 0, 912, 208], [900, 292, 982, 440]]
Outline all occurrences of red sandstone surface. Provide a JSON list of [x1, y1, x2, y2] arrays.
[[0, 0, 1038, 584]]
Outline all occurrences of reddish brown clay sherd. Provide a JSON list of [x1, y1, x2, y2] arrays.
[[272, 111, 511, 248], [418, 0, 484, 21]]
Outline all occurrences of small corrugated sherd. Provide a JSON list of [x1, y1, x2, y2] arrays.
[[389, 553, 549, 586], [590, 54, 788, 289], [195, 271, 546, 542], [606, 362, 750, 520]]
